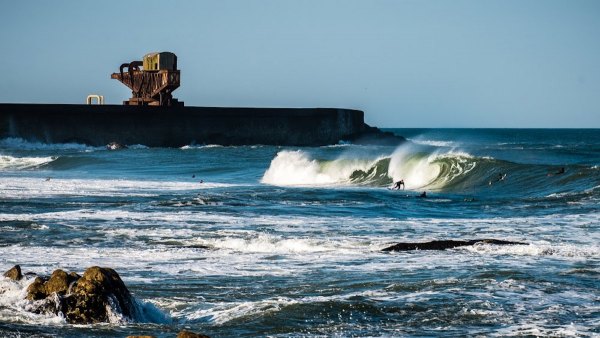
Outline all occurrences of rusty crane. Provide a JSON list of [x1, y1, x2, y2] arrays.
[[111, 52, 182, 106]]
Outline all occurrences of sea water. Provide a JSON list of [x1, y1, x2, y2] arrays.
[[0, 129, 598, 337]]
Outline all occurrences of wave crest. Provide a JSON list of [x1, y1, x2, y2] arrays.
[[261, 145, 479, 190], [0, 155, 57, 170]]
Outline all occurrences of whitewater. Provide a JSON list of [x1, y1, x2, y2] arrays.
[[1, 129, 599, 337]]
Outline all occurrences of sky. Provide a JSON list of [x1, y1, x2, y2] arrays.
[[0, 0, 599, 128]]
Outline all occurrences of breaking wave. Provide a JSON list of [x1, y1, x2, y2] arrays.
[[0, 155, 57, 170], [261, 144, 600, 194], [261, 145, 480, 190]]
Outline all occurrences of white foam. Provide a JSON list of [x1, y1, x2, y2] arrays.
[[0, 177, 232, 198], [459, 242, 599, 258], [0, 155, 57, 170], [0, 275, 170, 325], [407, 138, 457, 147], [261, 150, 376, 186], [180, 144, 224, 150], [0, 276, 66, 325], [261, 146, 479, 189], [188, 288, 420, 325], [387, 144, 440, 189], [193, 233, 366, 254], [496, 323, 593, 337]]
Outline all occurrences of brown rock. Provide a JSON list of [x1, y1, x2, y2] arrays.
[[177, 331, 211, 338], [26, 277, 47, 300], [20, 266, 141, 324], [3, 265, 22, 281], [45, 269, 78, 295], [64, 266, 135, 324]]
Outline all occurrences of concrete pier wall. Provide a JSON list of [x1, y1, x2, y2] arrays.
[[0, 104, 380, 147]]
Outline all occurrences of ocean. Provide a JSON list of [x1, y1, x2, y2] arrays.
[[0, 129, 598, 337]]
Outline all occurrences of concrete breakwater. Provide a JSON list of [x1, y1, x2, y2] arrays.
[[0, 104, 402, 147]]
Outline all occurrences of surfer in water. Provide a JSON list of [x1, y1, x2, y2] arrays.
[[418, 191, 427, 198], [547, 167, 565, 176], [489, 173, 506, 185], [392, 179, 405, 190]]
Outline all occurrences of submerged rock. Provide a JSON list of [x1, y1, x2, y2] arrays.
[[382, 239, 526, 252], [3, 265, 22, 281]]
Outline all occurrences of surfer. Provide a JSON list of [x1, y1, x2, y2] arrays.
[[418, 191, 427, 198], [489, 173, 506, 185], [547, 167, 565, 176], [392, 179, 405, 190]]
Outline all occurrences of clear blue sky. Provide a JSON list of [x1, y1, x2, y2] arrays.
[[1, 0, 599, 127]]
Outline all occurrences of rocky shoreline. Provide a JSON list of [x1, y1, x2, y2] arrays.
[[2, 265, 209, 338]]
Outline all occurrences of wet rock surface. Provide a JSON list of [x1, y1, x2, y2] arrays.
[[382, 239, 526, 252], [6, 265, 136, 324], [63, 266, 136, 323], [2, 265, 22, 281]]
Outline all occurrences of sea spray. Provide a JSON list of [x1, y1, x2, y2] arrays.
[[261, 150, 377, 186], [261, 145, 479, 190], [0, 155, 57, 170], [387, 143, 441, 189]]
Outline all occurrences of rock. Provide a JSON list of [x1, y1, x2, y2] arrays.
[[177, 331, 211, 338], [3, 265, 22, 281], [25, 269, 79, 300], [45, 269, 77, 295], [64, 266, 136, 324], [26, 277, 47, 300], [382, 239, 526, 252], [21, 266, 138, 324]]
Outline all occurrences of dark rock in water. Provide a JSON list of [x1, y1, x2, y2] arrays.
[[26, 277, 47, 300], [46, 269, 78, 296], [382, 239, 526, 252], [64, 266, 136, 323], [26, 269, 80, 300], [19, 266, 137, 323], [177, 330, 211, 338], [3, 265, 22, 281]]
